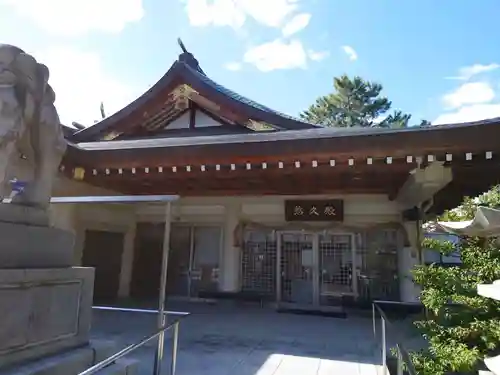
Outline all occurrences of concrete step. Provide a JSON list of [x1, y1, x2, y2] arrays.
[[0, 340, 138, 375]]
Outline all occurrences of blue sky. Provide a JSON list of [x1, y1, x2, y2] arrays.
[[2, 0, 500, 127]]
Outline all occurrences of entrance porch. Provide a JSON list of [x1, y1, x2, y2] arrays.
[[51, 191, 415, 310]]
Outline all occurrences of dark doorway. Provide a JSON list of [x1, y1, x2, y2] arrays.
[[82, 230, 125, 303], [130, 223, 164, 300]]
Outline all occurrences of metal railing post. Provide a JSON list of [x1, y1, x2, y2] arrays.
[[154, 202, 173, 375], [397, 345, 403, 375], [170, 321, 179, 375], [381, 316, 387, 375], [372, 303, 376, 338]]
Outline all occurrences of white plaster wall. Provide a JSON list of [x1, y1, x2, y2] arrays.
[[50, 177, 136, 295], [163, 110, 222, 130], [195, 111, 224, 128], [164, 112, 190, 129]]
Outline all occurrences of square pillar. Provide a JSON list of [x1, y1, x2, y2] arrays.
[[220, 203, 241, 292], [118, 222, 137, 298], [399, 221, 422, 302]]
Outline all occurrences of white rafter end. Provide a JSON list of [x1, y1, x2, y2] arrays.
[[172, 166, 177, 172], [92, 169, 97, 175], [230, 164, 236, 170], [445, 154, 452, 162], [186, 165, 191, 172], [118, 168, 123, 174], [158, 166, 163, 173], [312, 160, 318, 167], [131, 168, 136, 174], [329, 160, 335, 167], [406, 156, 413, 163], [262, 162, 267, 169], [348, 159, 354, 166], [486, 151, 493, 159], [386, 157, 393, 164], [427, 155, 435, 162], [367, 158, 373, 165], [466, 152, 472, 160], [215, 164, 221, 171], [295, 161, 301, 168], [246, 163, 251, 170], [144, 167, 149, 173], [278, 162, 284, 169], [105, 168, 110, 175]]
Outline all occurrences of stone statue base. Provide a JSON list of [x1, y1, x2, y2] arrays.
[[0, 224, 137, 374], [0, 208, 74, 268], [0, 203, 50, 227], [0, 267, 94, 369]]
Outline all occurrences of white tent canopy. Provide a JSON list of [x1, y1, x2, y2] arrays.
[[436, 206, 500, 237]]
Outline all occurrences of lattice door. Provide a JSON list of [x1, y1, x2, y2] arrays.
[[241, 230, 276, 296], [318, 234, 353, 304], [280, 233, 314, 304]]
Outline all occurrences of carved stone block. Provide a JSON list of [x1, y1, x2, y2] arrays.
[[0, 204, 49, 227], [0, 221, 74, 268], [0, 267, 94, 369]]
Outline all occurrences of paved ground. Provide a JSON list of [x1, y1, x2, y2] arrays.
[[91, 302, 386, 375]]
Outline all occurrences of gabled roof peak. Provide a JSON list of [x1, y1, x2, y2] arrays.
[[177, 38, 205, 75]]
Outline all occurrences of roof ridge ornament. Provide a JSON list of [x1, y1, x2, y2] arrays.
[[177, 38, 188, 54], [176, 38, 205, 75]]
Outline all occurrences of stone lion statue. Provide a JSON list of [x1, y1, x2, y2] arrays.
[[0, 44, 67, 210]]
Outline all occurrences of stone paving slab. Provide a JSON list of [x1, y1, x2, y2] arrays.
[[90, 302, 384, 375]]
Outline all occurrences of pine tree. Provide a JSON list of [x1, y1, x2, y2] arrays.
[[411, 187, 500, 374], [378, 110, 412, 129], [300, 74, 393, 127]]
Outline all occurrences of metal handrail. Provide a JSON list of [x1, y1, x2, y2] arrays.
[[372, 300, 418, 375], [78, 306, 190, 375]]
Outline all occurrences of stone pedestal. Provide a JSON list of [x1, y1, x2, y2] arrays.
[[0, 221, 74, 268], [0, 267, 94, 369], [0, 205, 138, 374]]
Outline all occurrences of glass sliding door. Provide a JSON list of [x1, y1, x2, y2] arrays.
[[276, 231, 356, 310], [190, 226, 221, 297], [168, 224, 222, 299], [168, 224, 192, 297]]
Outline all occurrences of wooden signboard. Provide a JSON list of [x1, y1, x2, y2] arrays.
[[284, 199, 344, 222]]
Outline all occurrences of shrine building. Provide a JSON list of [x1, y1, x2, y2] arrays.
[[50, 45, 500, 312]]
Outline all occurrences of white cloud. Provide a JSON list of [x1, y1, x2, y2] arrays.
[[2, 0, 144, 36], [224, 62, 242, 71], [446, 63, 500, 81], [341, 45, 357, 61], [308, 49, 329, 61], [184, 0, 299, 29], [37, 46, 137, 126], [433, 104, 500, 125], [442, 82, 495, 109], [243, 39, 307, 72], [184, 0, 245, 28], [282, 13, 311, 36]]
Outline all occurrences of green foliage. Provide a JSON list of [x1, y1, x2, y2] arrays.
[[411, 186, 500, 374], [300, 74, 421, 128], [378, 110, 412, 129]]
